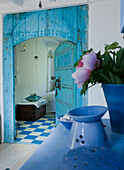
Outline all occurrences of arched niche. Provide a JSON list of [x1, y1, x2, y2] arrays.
[[3, 5, 88, 143]]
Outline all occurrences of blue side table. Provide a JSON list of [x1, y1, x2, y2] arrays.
[[103, 119, 124, 158], [20, 119, 124, 170]]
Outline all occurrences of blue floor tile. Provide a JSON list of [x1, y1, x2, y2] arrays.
[[15, 138, 22, 142], [24, 121, 33, 124], [31, 140, 43, 144], [19, 131, 32, 135], [47, 126, 54, 129], [15, 114, 55, 145], [33, 129, 45, 132], [42, 123, 52, 126], [17, 123, 22, 127], [36, 120, 46, 123], [48, 118, 55, 121], [28, 125, 40, 128], [40, 133, 50, 137], [17, 127, 27, 131], [24, 135, 38, 140]]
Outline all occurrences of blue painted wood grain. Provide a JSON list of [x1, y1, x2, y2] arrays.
[[3, 5, 88, 143], [3, 35, 15, 143], [77, 5, 88, 107], [38, 10, 48, 37], [54, 41, 77, 124], [4, 15, 13, 35]]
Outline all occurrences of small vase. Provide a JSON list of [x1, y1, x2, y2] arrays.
[[67, 106, 109, 149], [102, 84, 124, 134]]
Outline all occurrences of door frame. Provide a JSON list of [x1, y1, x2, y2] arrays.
[[3, 6, 88, 143]]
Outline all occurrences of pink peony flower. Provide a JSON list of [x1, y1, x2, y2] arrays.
[[72, 67, 91, 88], [82, 51, 98, 71], [76, 60, 84, 68], [72, 50, 100, 88]]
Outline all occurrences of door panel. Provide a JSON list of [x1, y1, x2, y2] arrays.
[[54, 41, 77, 124]]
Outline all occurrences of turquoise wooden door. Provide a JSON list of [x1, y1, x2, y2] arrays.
[[54, 41, 77, 124]]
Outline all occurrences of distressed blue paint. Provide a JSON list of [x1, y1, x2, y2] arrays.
[[38, 10, 48, 37], [62, 6, 78, 41], [25, 12, 39, 37], [77, 5, 88, 107], [3, 35, 15, 143], [3, 5, 88, 143], [48, 8, 63, 38], [54, 41, 77, 124], [3, 15, 13, 35]]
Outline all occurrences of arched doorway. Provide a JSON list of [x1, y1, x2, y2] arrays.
[[14, 36, 65, 144], [3, 5, 88, 143]]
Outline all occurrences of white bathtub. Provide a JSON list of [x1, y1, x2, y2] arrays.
[[42, 91, 56, 113]]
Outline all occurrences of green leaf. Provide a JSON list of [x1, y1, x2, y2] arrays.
[[81, 81, 88, 95], [115, 75, 123, 84], [111, 64, 121, 72], [120, 55, 124, 69], [82, 51, 88, 55], [96, 51, 101, 60], [105, 42, 120, 52], [109, 71, 116, 84], [112, 67, 121, 72], [98, 73, 111, 83], [116, 48, 124, 67], [110, 51, 116, 62], [74, 60, 80, 68], [82, 48, 93, 56]]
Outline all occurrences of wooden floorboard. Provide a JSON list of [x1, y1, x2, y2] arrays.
[[0, 143, 39, 170]]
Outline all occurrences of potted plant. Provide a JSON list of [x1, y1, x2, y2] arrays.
[[72, 42, 124, 134]]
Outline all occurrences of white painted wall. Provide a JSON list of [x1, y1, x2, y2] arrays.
[[47, 47, 56, 92], [88, 0, 124, 118], [15, 38, 48, 103], [15, 37, 59, 104], [0, 14, 4, 143]]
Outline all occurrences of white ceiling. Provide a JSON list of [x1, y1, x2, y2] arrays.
[[0, 0, 109, 14], [0, 0, 26, 5], [0, 0, 9, 4]]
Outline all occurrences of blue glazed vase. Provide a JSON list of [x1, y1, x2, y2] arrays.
[[102, 84, 124, 134], [67, 106, 109, 149]]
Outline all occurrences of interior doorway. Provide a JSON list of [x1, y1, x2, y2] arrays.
[[14, 37, 65, 144]]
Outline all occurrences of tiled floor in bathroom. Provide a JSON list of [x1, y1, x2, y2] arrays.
[[15, 113, 56, 145]]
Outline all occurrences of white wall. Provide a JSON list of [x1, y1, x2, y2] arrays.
[[15, 37, 59, 104], [47, 47, 56, 92], [15, 38, 48, 103], [88, 0, 124, 118]]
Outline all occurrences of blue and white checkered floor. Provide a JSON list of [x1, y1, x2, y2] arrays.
[[15, 114, 56, 145]]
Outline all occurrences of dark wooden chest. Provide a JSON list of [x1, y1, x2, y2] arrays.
[[16, 104, 46, 121]]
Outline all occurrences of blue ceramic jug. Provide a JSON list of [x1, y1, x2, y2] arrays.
[[67, 106, 109, 149]]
